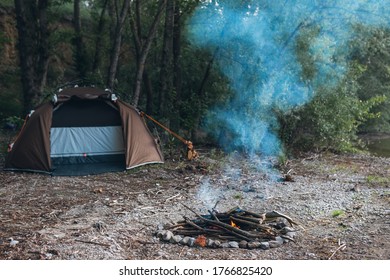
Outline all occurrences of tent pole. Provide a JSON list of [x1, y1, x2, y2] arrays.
[[139, 111, 198, 160]]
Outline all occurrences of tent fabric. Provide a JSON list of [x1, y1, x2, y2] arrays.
[[50, 126, 125, 157], [4, 87, 164, 175], [117, 100, 164, 169], [4, 103, 53, 173]]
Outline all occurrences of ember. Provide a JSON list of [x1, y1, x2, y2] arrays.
[[156, 205, 299, 249]]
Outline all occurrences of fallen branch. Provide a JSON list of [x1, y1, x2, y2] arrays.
[[328, 241, 347, 260], [165, 193, 181, 203], [75, 239, 111, 247]]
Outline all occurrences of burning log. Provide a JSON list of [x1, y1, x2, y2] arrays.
[[157, 205, 300, 249]]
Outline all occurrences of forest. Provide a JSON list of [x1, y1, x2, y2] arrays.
[[1, 1, 390, 263], [1, 0, 390, 156]]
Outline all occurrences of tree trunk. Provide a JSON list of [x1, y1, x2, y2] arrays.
[[107, 0, 131, 90], [191, 47, 219, 139], [73, 0, 87, 78], [92, 0, 109, 74], [158, 0, 174, 116], [14, 0, 50, 114], [132, 0, 167, 106], [171, 0, 182, 129], [143, 70, 154, 114]]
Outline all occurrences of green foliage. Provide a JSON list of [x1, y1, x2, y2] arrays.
[[366, 175, 390, 187], [279, 25, 388, 153], [0, 65, 23, 120], [279, 66, 386, 153], [350, 27, 390, 133], [0, 92, 22, 121], [3, 115, 24, 128], [295, 26, 321, 81], [331, 209, 345, 218], [0, 0, 14, 7]]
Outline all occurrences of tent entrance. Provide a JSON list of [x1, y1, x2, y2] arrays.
[[50, 98, 126, 176]]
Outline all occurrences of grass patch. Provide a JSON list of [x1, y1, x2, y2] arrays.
[[327, 162, 359, 174], [331, 209, 345, 218], [366, 175, 390, 187]]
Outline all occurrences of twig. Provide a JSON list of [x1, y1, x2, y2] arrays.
[[226, 206, 241, 215], [230, 216, 274, 233], [184, 217, 208, 232], [241, 210, 266, 220], [232, 214, 264, 224], [265, 210, 298, 226], [165, 193, 181, 203], [212, 200, 220, 212], [328, 242, 347, 260], [75, 239, 111, 247], [208, 210, 220, 222], [135, 240, 157, 245], [179, 246, 186, 258]]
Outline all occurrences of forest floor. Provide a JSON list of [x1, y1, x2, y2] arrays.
[[0, 131, 389, 260]]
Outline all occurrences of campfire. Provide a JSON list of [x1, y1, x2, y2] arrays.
[[156, 205, 299, 249]]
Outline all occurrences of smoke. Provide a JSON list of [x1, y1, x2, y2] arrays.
[[196, 178, 223, 210], [189, 1, 390, 208], [188, 0, 390, 161]]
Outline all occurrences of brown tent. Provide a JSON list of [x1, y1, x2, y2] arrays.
[[4, 87, 164, 175]]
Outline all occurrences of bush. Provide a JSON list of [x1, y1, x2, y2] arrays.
[[279, 71, 385, 153]]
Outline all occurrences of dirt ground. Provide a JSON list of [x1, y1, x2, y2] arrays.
[[0, 133, 389, 260]]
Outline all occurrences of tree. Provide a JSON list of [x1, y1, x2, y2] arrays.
[[14, 0, 50, 113], [92, 0, 110, 74], [350, 27, 390, 133], [157, 0, 174, 117], [130, 0, 166, 106], [107, 0, 131, 90], [72, 0, 88, 79]]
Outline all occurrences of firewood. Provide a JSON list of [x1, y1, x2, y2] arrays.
[[265, 210, 298, 226], [181, 204, 260, 241], [231, 214, 264, 224], [162, 204, 298, 247], [230, 216, 275, 234]]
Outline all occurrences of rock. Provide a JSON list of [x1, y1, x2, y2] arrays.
[[275, 236, 284, 244], [179, 236, 196, 247], [269, 241, 282, 248], [259, 242, 270, 250], [285, 231, 297, 239], [156, 230, 166, 238], [221, 242, 230, 248], [280, 226, 295, 234], [9, 238, 19, 247], [207, 239, 215, 247], [247, 241, 261, 249], [239, 240, 248, 249], [162, 231, 173, 241], [171, 235, 182, 244], [180, 236, 191, 245], [229, 241, 239, 248], [187, 237, 196, 247], [214, 240, 222, 248], [280, 232, 296, 243]]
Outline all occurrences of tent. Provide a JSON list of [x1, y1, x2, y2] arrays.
[[4, 87, 164, 176]]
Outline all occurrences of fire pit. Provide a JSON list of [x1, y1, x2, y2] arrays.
[[156, 205, 299, 249]]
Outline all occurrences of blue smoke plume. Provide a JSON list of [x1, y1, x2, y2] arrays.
[[188, 1, 390, 167]]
